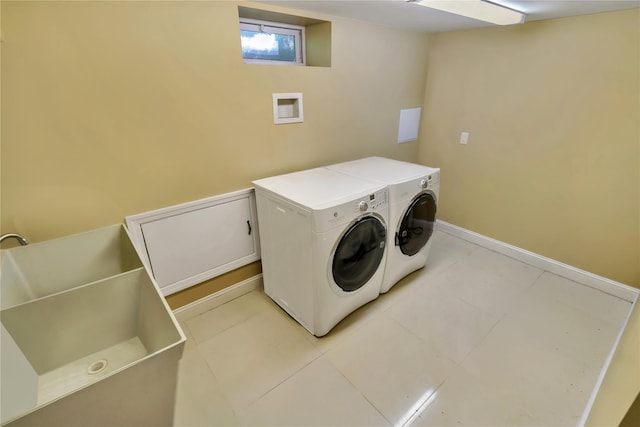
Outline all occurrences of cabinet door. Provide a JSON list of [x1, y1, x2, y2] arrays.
[[141, 197, 256, 291]]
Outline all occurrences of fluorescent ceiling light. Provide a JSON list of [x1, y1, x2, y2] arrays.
[[406, 0, 525, 25]]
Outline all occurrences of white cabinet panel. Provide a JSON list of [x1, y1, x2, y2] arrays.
[[126, 189, 260, 295]]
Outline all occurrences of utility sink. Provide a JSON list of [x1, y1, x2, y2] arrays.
[[0, 225, 185, 426], [1, 225, 142, 309]]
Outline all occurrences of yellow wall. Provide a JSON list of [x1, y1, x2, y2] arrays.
[[0, 0, 429, 242], [419, 9, 640, 287], [2, 2, 638, 291]]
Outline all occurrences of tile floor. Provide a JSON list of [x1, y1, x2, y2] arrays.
[[173, 230, 632, 426]]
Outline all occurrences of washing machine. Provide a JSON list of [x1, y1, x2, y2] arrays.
[[253, 167, 388, 337], [327, 157, 439, 293]]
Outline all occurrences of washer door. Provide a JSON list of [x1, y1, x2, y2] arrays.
[[332, 216, 386, 292], [397, 192, 437, 256]]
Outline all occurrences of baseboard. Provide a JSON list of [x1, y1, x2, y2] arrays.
[[172, 274, 263, 322], [436, 220, 639, 303]]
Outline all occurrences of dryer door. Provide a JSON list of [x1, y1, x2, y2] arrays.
[[397, 192, 437, 256], [332, 216, 386, 292]]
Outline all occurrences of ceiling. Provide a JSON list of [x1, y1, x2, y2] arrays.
[[257, 0, 640, 32]]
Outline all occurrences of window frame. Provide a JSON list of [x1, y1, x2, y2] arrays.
[[239, 18, 306, 66]]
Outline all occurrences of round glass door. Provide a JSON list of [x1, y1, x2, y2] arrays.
[[397, 193, 437, 256], [332, 216, 386, 292]]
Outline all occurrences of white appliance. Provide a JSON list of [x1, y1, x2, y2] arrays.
[[327, 157, 439, 293], [253, 168, 389, 337]]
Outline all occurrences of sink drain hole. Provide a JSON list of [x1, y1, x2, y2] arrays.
[[87, 359, 108, 375]]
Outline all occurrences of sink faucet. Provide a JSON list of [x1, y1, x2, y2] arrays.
[[0, 233, 29, 246]]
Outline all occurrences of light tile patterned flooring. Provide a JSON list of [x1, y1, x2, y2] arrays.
[[174, 231, 631, 426]]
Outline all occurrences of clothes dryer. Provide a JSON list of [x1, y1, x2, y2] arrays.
[[253, 168, 388, 336], [327, 157, 439, 293]]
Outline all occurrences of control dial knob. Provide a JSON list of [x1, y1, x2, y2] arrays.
[[420, 179, 429, 189], [358, 201, 368, 212]]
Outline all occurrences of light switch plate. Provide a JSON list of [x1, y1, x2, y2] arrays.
[[460, 132, 469, 144]]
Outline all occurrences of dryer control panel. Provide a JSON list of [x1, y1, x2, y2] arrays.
[[389, 169, 441, 206], [419, 172, 440, 190], [422, 171, 440, 198]]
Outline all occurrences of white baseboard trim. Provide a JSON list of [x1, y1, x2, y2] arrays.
[[436, 220, 639, 303], [172, 274, 263, 322]]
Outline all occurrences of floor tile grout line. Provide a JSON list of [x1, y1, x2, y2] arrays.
[[191, 315, 326, 418], [454, 308, 510, 368], [184, 293, 271, 345], [177, 338, 242, 422], [191, 342, 228, 395], [374, 315, 463, 426], [378, 242, 481, 315], [516, 269, 634, 331], [383, 311, 460, 368], [377, 234, 491, 317], [459, 267, 547, 319], [241, 350, 326, 410], [397, 382, 443, 427], [322, 354, 395, 427], [384, 271, 507, 369]]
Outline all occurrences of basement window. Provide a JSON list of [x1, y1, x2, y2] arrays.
[[238, 6, 331, 67], [240, 18, 305, 65]]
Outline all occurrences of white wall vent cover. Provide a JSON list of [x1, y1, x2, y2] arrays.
[[125, 189, 260, 296], [397, 107, 422, 143]]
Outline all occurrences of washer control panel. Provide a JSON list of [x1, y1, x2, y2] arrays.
[[317, 188, 388, 232], [353, 189, 387, 214]]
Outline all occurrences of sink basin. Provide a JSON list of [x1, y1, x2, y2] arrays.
[[1, 225, 142, 309], [0, 225, 185, 426]]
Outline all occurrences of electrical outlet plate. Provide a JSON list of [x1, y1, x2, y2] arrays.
[[460, 132, 469, 144]]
